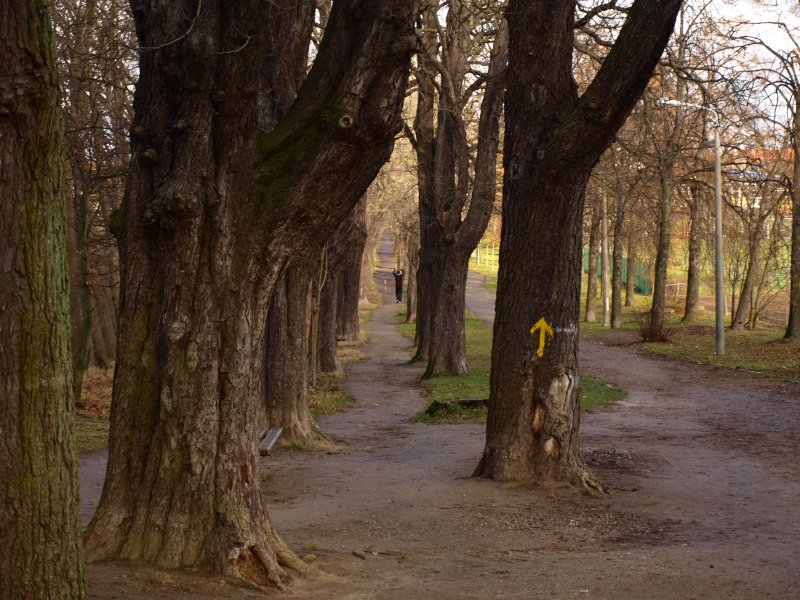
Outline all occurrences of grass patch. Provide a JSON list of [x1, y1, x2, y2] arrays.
[[580, 293, 651, 334], [640, 325, 800, 381], [308, 292, 377, 416], [469, 250, 499, 292], [414, 400, 487, 424], [409, 311, 626, 424], [580, 292, 799, 382], [310, 371, 356, 416], [580, 375, 627, 409], [338, 341, 368, 365], [73, 415, 109, 453]]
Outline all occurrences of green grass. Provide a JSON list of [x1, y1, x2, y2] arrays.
[[640, 325, 800, 381], [403, 310, 626, 424], [580, 375, 628, 408], [309, 371, 356, 416], [578, 285, 799, 382], [73, 415, 109, 453], [414, 401, 488, 424], [469, 254, 498, 291]]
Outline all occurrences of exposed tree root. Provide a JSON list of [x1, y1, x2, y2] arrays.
[[472, 450, 608, 496], [279, 427, 339, 452], [226, 536, 316, 591], [575, 464, 607, 496]]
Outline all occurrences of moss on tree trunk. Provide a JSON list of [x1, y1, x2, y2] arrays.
[[0, 1, 86, 596]]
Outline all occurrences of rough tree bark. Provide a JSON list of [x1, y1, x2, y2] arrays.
[[418, 0, 471, 374], [0, 1, 86, 597], [475, 0, 681, 488], [265, 259, 323, 442], [84, 0, 417, 587], [336, 195, 368, 341]]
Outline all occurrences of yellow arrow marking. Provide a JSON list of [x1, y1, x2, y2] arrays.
[[529, 317, 554, 358]]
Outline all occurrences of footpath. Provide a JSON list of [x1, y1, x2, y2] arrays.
[[81, 239, 800, 599]]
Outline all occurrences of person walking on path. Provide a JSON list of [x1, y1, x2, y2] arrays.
[[392, 267, 405, 303]]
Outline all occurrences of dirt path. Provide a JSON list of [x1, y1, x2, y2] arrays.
[[82, 239, 800, 599]]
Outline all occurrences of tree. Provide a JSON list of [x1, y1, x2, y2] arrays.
[[682, 181, 704, 321], [475, 0, 681, 488], [262, 0, 321, 446], [411, 1, 508, 377], [316, 207, 364, 374], [594, 145, 644, 329], [53, 0, 136, 393], [85, 0, 418, 587], [336, 195, 369, 342], [746, 24, 800, 338], [728, 168, 787, 329], [584, 201, 601, 322], [639, 5, 724, 339], [0, 0, 85, 596]]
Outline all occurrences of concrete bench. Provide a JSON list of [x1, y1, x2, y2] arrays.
[[258, 427, 283, 456]]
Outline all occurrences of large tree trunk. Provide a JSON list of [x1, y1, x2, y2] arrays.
[[0, 1, 86, 597], [423, 12, 508, 377], [265, 260, 326, 444], [424, 247, 470, 377], [649, 168, 675, 339], [84, 0, 417, 587], [682, 184, 702, 322], [317, 253, 342, 375], [317, 202, 365, 373], [336, 195, 368, 342], [411, 8, 437, 363], [260, 0, 318, 444], [585, 207, 600, 322], [416, 0, 465, 369], [258, 0, 315, 132], [360, 224, 383, 304], [476, 0, 680, 488]]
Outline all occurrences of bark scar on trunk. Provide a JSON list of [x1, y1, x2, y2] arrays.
[[546, 373, 573, 414]]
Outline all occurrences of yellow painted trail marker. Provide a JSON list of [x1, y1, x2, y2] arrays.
[[530, 317, 554, 358]]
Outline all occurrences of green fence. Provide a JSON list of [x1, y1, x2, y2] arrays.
[[582, 246, 651, 295]]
